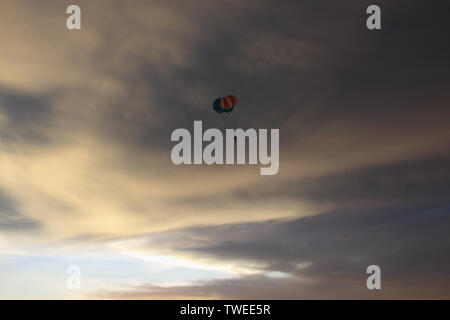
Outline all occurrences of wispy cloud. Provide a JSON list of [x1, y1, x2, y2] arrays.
[[0, 0, 449, 298]]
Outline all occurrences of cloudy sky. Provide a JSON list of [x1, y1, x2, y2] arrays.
[[0, 0, 449, 299]]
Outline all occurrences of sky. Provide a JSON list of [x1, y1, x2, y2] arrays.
[[0, 0, 449, 299]]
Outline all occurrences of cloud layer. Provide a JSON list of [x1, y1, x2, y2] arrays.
[[0, 0, 449, 298]]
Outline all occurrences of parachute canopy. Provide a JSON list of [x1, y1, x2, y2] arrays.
[[213, 95, 237, 114]]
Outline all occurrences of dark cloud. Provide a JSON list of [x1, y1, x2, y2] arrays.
[[172, 204, 450, 270], [169, 154, 450, 214], [0, 189, 39, 232], [93, 0, 450, 177], [98, 271, 450, 299], [112, 203, 450, 298], [0, 87, 54, 144], [294, 156, 450, 206]]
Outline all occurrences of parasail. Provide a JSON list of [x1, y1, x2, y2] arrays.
[[212, 95, 237, 114]]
